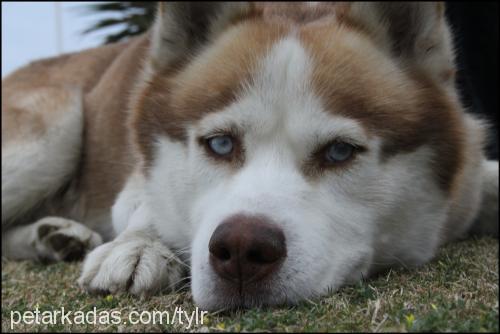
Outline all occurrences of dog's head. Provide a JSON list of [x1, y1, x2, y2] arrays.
[[132, 2, 468, 310]]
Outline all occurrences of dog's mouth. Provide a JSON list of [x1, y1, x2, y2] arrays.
[[203, 273, 293, 310]]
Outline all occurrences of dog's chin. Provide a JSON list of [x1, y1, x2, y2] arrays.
[[191, 250, 373, 311], [192, 272, 308, 311]]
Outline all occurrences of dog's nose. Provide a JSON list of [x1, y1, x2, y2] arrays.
[[209, 214, 286, 284]]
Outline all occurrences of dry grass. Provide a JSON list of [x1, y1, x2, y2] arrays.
[[2, 237, 498, 332]]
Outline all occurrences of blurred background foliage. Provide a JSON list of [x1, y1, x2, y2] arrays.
[[80, 2, 155, 44]]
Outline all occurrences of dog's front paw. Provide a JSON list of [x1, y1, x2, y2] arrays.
[[78, 234, 185, 296]]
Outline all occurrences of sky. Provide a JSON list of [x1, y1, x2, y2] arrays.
[[2, 1, 126, 77]]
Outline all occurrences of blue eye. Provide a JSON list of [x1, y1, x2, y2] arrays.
[[207, 135, 234, 156], [325, 142, 355, 163]]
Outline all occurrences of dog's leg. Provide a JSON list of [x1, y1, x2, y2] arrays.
[[2, 87, 83, 226], [2, 216, 103, 262], [469, 160, 499, 237], [78, 204, 185, 296], [2, 88, 89, 261]]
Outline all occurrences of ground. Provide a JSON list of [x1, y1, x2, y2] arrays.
[[1, 237, 498, 332]]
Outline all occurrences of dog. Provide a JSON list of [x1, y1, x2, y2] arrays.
[[2, 2, 498, 311]]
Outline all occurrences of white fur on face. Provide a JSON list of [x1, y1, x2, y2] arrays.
[[146, 37, 450, 310]]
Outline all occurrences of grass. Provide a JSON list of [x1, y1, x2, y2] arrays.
[[2, 237, 498, 332]]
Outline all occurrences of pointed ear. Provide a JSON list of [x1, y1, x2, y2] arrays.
[[345, 2, 455, 86], [149, 2, 251, 70]]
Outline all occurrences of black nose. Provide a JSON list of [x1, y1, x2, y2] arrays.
[[208, 214, 286, 284]]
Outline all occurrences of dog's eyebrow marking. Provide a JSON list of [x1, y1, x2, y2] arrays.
[[132, 22, 289, 170], [299, 25, 464, 193]]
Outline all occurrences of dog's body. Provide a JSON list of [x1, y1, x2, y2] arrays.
[[2, 2, 498, 310]]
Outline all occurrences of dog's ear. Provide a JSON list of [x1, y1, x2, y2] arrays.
[[149, 2, 251, 71], [344, 2, 455, 86]]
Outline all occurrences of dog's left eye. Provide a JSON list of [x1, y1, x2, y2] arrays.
[[325, 142, 355, 163], [207, 135, 234, 156]]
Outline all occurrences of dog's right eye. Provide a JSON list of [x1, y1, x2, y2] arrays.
[[206, 135, 234, 156], [325, 142, 355, 163]]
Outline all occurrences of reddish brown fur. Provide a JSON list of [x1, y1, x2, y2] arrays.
[[299, 24, 465, 192], [2, 42, 127, 146], [132, 20, 289, 168], [78, 36, 151, 213], [2, 2, 467, 228], [2, 36, 150, 226], [132, 3, 465, 193]]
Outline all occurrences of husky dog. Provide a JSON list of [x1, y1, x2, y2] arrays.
[[2, 2, 498, 310]]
